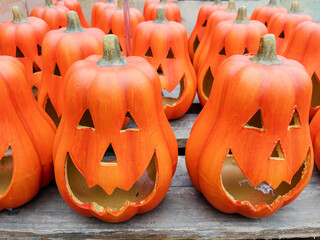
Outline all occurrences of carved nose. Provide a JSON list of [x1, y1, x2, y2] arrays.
[[270, 140, 285, 160]]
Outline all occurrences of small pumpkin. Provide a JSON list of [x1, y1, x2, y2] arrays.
[[188, 0, 228, 61], [267, 1, 312, 55], [250, 0, 287, 28], [54, 35, 178, 222], [143, 0, 181, 23], [30, 0, 69, 30], [196, 6, 267, 106], [0, 56, 56, 210], [37, 11, 104, 127], [91, 0, 117, 28], [53, 0, 89, 28], [0, 6, 50, 94], [132, 7, 196, 119], [144, 0, 173, 14], [186, 34, 313, 218]]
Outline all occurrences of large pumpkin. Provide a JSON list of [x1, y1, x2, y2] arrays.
[[30, 0, 68, 30], [132, 7, 196, 119], [37, 11, 104, 127], [0, 56, 56, 210], [0, 6, 50, 94], [143, 0, 181, 23], [267, 1, 312, 55], [186, 34, 313, 218], [54, 35, 178, 222], [91, 0, 117, 28], [188, 0, 228, 61], [196, 6, 267, 106]]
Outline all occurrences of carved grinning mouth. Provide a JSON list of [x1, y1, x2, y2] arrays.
[[65, 152, 157, 214], [221, 150, 310, 207], [0, 147, 13, 196]]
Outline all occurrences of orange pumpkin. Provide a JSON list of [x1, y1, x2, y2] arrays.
[[188, 0, 228, 61], [186, 34, 313, 218], [143, 0, 181, 23], [54, 35, 178, 222], [91, 0, 117, 28], [53, 0, 89, 28], [37, 11, 104, 127], [283, 21, 320, 119], [310, 111, 320, 169], [143, 0, 173, 14], [30, 0, 68, 30], [267, 1, 312, 55], [0, 56, 56, 210], [250, 0, 287, 28], [132, 7, 196, 119], [196, 6, 267, 106], [0, 6, 50, 94]]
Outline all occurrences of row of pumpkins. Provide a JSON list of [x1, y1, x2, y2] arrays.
[[0, 0, 319, 222]]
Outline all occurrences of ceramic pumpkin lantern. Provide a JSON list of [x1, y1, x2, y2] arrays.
[[132, 7, 196, 120], [54, 35, 178, 222], [186, 34, 313, 218], [188, 0, 228, 61], [37, 11, 104, 127], [267, 1, 312, 55], [0, 56, 56, 210], [196, 6, 267, 106], [30, 0, 68, 30], [91, 0, 117, 28], [0, 6, 50, 94], [143, 0, 181, 23], [53, 0, 89, 28]]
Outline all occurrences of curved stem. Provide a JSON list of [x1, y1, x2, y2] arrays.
[[45, 0, 56, 8], [11, 6, 28, 24], [65, 11, 85, 33], [154, 7, 169, 24], [289, 1, 301, 13], [226, 0, 236, 12], [234, 6, 249, 23]]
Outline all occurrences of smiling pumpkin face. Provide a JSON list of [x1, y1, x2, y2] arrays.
[[186, 34, 313, 218], [54, 35, 178, 222]]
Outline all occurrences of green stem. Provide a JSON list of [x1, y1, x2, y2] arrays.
[[45, 0, 56, 8], [289, 1, 301, 13], [234, 6, 249, 23], [65, 11, 85, 33], [11, 6, 28, 24], [268, 0, 278, 7], [225, 0, 236, 12], [154, 7, 169, 24]]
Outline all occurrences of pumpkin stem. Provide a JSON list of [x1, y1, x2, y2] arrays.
[[268, 0, 278, 7], [117, 0, 123, 9], [11, 6, 28, 24], [251, 34, 282, 65], [97, 35, 128, 67], [214, 0, 222, 4], [289, 1, 301, 13], [45, 0, 56, 8], [106, 0, 114, 3], [154, 7, 169, 24], [234, 6, 249, 23], [226, 0, 236, 12], [160, 0, 167, 3], [65, 11, 85, 33]]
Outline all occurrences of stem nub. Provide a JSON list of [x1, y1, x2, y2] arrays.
[[154, 7, 169, 24], [45, 0, 56, 8], [160, 0, 167, 3], [268, 0, 278, 7], [289, 1, 301, 13], [214, 0, 222, 5], [11, 6, 28, 24], [65, 11, 85, 33], [97, 35, 128, 67], [117, 0, 123, 9], [226, 0, 236, 12], [251, 34, 282, 65], [234, 6, 249, 23]]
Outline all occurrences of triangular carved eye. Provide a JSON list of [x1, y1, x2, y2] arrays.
[[77, 109, 95, 130], [16, 47, 24, 58], [202, 19, 207, 27], [37, 44, 42, 56], [193, 35, 200, 53], [33, 62, 41, 73], [145, 47, 153, 57], [243, 47, 249, 55], [53, 63, 61, 77], [219, 47, 226, 56], [101, 144, 117, 165], [166, 47, 175, 58], [244, 109, 264, 130], [44, 97, 61, 127], [270, 141, 285, 160], [289, 109, 301, 128], [203, 68, 214, 99], [121, 111, 139, 132], [279, 30, 285, 38]]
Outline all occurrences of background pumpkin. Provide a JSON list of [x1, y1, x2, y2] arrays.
[[91, 0, 117, 28], [143, 0, 181, 23]]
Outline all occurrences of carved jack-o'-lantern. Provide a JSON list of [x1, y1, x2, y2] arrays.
[[186, 34, 313, 218], [54, 35, 178, 222], [0, 6, 50, 94], [132, 7, 196, 119], [37, 11, 104, 127], [0, 56, 56, 210]]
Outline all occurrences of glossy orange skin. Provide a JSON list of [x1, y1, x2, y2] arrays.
[[37, 27, 104, 121], [144, 1, 181, 23], [0, 16, 49, 89], [284, 21, 320, 118], [53, 0, 89, 27], [132, 20, 196, 119], [251, 4, 287, 27], [310, 110, 320, 169], [268, 11, 312, 55], [91, 1, 117, 28], [0, 56, 56, 210], [30, 4, 68, 30], [186, 54, 313, 218], [188, 2, 228, 61], [54, 55, 178, 222], [196, 19, 267, 106]]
